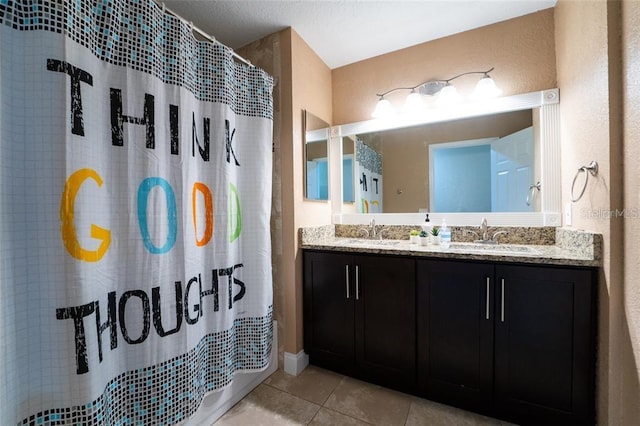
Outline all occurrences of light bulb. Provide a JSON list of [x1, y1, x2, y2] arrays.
[[436, 84, 461, 107], [471, 76, 502, 100], [372, 98, 394, 118], [403, 91, 424, 114]]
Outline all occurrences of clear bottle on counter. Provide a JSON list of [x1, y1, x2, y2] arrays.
[[440, 219, 451, 248]]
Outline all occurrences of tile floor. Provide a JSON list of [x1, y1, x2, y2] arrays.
[[214, 366, 515, 425]]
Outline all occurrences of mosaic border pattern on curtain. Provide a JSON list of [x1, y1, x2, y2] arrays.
[[0, 0, 274, 119], [356, 137, 383, 174], [17, 309, 273, 426]]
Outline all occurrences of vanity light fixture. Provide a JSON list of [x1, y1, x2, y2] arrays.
[[371, 67, 502, 118]]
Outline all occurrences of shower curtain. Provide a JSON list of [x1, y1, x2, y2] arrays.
[[0, 1, 274, 425]]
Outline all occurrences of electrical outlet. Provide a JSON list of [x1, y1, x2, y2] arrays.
[[564, 202, 572, 226]]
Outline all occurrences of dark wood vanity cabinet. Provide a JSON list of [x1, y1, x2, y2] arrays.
[[417, 260, 596, 425], [303, 252, 355, 371], [416, 260, 495, 413], [492, 264, 595, 425], [303, 251, 416, 390], [304, 251, 596, 425]]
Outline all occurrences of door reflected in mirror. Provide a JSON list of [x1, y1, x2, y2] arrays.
[[304, 111, 330, 201], [344, 109, 539, 213], [429, 126, 534, 212]]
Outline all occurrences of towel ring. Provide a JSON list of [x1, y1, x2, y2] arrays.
[[571, 161, 598, 202], [526, 181, 541, 206]]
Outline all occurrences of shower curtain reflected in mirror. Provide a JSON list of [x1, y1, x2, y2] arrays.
[[355, 137, 383, 213]]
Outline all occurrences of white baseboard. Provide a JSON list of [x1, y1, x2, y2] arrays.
[[283, 350, 309, 376], [185, 321, 278, 426]]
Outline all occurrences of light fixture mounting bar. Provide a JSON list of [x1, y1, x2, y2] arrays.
[[375, 86, 418, 98], [375, 67, 496, 99], [440, 67, 495, 84]]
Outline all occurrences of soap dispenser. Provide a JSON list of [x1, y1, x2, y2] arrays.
[[440, 219, 451, 248], [421, 213, 432, 234]]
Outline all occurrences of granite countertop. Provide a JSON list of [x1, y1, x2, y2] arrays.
[[300, 225, 602, 268]]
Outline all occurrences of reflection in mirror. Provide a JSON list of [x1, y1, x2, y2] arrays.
[[349, 109, 539, 213], [304, 111, 330, 201], [342, 137, 355, 202], [352, 136, 384, 212]]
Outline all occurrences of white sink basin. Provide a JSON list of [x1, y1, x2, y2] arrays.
[[447, 242, 541, 255], [339, 238, 401, 246], [334, 239, 540, 255]]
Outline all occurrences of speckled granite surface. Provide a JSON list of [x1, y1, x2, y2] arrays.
[[299, 224, 334, 244], [333, 224, 556, 245], [556, 227, 603, 262], [300, 225, 601, 267]]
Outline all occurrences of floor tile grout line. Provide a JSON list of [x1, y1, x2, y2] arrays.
[[228, 367, 509, 425], [315, 406, 377, 425], [320, 375, 350, 415], [319, 374, 346, 407], [263, 368, 417, 425], [260, 373, 367, 425], [257, 381, 323, 409], [261, 376, 338, 408], [305, 402, 323, 425], [403, 398, 414, 426], [321, 374, 415, 426], [255, 382, 324, 425]]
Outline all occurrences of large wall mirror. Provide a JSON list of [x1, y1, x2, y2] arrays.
[[336, 89, 561, 226], [304, 110, 330, 201]]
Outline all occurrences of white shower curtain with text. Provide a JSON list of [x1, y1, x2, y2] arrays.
[[0, 1, 274, 425]]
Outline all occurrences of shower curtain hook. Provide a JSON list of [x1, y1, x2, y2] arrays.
[[162, 2, 165, 13]]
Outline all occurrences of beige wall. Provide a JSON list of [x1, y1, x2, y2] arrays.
[[332, 9, 556, 125], [290, 29, 333, 355], [621, 0, 640, 423], [555, 0, 629, 424]]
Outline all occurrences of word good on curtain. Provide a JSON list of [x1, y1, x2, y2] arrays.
[[0, 1, 274, 425]]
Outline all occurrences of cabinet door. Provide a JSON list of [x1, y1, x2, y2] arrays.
[[417, 260, 495, 413], [494, 265, 595, 425], [303, 251, 355, 373], [355, 255, 416, 390]]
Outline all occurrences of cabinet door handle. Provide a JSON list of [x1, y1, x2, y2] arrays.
[[345, 265, 350, 299], [500, 278, 505, 322], [485, 277, 490, 320], [355, 265, 360, 301]]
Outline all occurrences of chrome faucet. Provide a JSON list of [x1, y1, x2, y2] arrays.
[[480, 217, 489, 241], [473, 217, 509, 244], [491, 230, 509, 243], [358, 219, 384, 240], [369, 219, 379, 239]]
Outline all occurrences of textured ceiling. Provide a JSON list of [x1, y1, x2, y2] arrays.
[[162, 0, 557, 69]]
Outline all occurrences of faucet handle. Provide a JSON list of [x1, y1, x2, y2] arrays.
[[465, 229, 480, 239], [492, 230, 509, 243]]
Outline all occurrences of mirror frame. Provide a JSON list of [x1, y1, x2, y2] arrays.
[[330, 88, 561, 226]]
